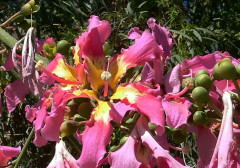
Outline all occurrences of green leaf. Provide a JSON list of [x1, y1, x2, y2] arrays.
[[169, 29, 193, 41], [192, 29, 202, 42]]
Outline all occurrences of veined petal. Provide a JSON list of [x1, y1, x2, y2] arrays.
[[128, 27, 142, 40], [87, 15, 111, 43], [162, 96, 191, 128], [77, 119, 113, 168], [4, 79, 30, 113], [1, 54, 14, 71], [44, 54, 81, 84], [164, 64, 181, 94]]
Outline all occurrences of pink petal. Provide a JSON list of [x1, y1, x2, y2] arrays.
[[39, 72, 55, 85], [1, 54, 14, 71], [162, 96, 191, 128], [136, 117, 189, 168], [128, 27, 142, 40], [87, 15, 112, 43], [136, 95, 165, 134], [141, 62, 156, 84], [4, 79, 30, 113], [120, 30, 160, 68], [109, 129, 142, 168], [33, 130, 48, 147], [209, 92, 234, 168], [0, 146, 21, 165], [147, 18, 172, 60], [110, 102, 135, 124], [25, 105, 36, 122], [193, 126, 217, 168], [164, 64, 181, 94], [77, 120, 113, 167], [180, 51, 238, 76]]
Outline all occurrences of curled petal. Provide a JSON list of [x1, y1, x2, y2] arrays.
[[147, 18, 172, 60], [87, 15, 112, 42], [164, 64, 181, 94]]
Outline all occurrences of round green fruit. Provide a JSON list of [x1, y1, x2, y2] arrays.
[[218, 61, 237, 80], [195, 69, 209, 77], [192, 86, 209, 104], [195, 74, 212, 90], [57, 40, 70, 55], [193, 111, 208, 125]]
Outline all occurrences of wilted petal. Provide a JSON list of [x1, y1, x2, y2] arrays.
[[162, 96, 191, 128], [47, 140, 78, 168], [4, 79, 30, 113], [0, 146, 21, 165], [33, 130, 48, 147]]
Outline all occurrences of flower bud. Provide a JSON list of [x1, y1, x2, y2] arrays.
[[119, 136, 128, 146], [192, 86, 209, 104], [193, 111, 208, 125], [182, 77, 195, 89], [212, 63, 223, 81], [236, 64, 240, 77], [195, 74, 212, 90], [19, 19, 36, 31], [20, 3, 32, 16], [57, 40, 70, 55]]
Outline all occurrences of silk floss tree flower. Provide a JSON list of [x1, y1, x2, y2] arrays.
[[26, 15, 182, 167]]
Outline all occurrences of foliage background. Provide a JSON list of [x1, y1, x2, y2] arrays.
[[0, 0, 240, 167]]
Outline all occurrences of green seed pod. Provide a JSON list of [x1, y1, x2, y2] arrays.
[[28, 0, 35, 7], [172, 129, 188, 144], [193, 111, 208, 125], [12, 15, 25, 23], [195, 74, 212, 90], [182, 77, 195, 89], [20, 3, 32, 16], [73, 114, 82, 122], [57, 40, 70, 55], [60, 120, 78, 137], [165, 126, 174, 137], [195, 69, 209, 77], [77, 102, 93, 120], [192, 86, 209, 104], [218, 61, 237, 80]]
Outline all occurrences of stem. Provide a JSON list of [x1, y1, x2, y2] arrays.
[[65, 136, 82, 154], [0, 11, 21, 28], [232, 79, 240, 99], [0, 27, 17, 48], [208, 100, 222, 117], [13, 128, 34, 168]]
